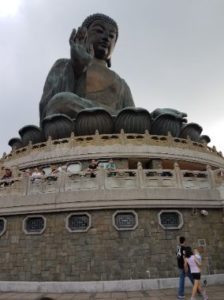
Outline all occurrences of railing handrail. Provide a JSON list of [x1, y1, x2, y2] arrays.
[[0, 166, 223, 197], [1, 132, 222, 162]]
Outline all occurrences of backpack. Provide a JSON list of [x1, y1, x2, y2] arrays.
[[176, 245, 185, 269]]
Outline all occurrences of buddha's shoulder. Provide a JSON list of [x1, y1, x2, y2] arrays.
[[47, 59, 73, 75], [52, 58, 72, 68]]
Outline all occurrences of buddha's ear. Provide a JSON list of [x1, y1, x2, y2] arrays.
[[107, 58, 111, 68]]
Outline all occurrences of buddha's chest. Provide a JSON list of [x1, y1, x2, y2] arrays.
[[86, 63, 116, 93]]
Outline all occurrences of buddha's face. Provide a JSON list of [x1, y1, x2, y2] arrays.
[[87, 20, 117, 61]]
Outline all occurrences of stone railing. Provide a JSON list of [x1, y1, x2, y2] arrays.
[[1, 131, 223, 163], [1, 165, 223, 197]]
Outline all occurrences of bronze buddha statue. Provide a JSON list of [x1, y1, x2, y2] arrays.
[[39, 13, 135, 124]]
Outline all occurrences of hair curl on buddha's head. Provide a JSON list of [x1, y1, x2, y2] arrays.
[[82, 13, 118, 40], [82, 13, 118, 68]]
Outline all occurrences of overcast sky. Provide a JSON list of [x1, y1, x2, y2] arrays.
[[1, 0, 224, 156]]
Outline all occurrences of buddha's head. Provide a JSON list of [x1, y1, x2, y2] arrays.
[[82, 13, 119, 67]]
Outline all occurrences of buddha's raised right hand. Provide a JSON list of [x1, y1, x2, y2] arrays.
[[69, 27, 94, 75]]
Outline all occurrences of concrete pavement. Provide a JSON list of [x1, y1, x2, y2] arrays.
[[0, 284, 222, 299]]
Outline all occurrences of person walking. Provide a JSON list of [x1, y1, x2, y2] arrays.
[[176, 236, 194, 299], [184, 247, 208, 300]]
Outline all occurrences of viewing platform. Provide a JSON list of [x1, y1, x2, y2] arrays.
[[0, 163, 224, 216]]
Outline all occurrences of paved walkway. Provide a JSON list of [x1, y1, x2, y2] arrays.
[[0, 285, 222, 300]]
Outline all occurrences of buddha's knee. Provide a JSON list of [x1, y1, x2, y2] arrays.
[[45, 92, 82, 118]]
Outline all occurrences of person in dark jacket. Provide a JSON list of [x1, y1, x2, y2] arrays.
[[176, 236, 194, 299]]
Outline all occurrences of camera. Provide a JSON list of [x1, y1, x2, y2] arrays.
[[200, 209, 208, 216]]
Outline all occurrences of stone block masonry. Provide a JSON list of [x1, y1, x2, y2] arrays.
[[0, 208, 223, 281]]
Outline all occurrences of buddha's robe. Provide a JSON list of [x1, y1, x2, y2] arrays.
[[39, 58, 135, 122]]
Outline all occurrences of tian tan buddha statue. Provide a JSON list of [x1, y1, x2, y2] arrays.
[[39, 13, 135, 123], [9, 13, 208, 149]]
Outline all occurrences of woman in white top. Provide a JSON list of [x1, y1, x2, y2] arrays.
[[31, 167, 43, 183], [184, 247, 208, 300]]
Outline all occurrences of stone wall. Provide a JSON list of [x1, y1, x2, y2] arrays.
[[0, 208, 223, 281]]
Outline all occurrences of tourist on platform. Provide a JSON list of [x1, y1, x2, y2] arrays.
[[87, 159, 98, 177], [106, 158, 117, 176], [0, 168, 13, 187], [24, 169, 32, 177], [31, 167, 43, 183], [46, 165, 59, 181]]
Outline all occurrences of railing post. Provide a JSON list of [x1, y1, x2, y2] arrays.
[[97, 167, 106, 190], [119, 129, 127, 145], [69, 131, 76, 147], [23, 175, 30, 196], [137, 162, 144, 189], [46, 136, 53, 150], [207, 165, 216, 189], [58, 170, 67, 192], [174, 162, 183, 188]]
